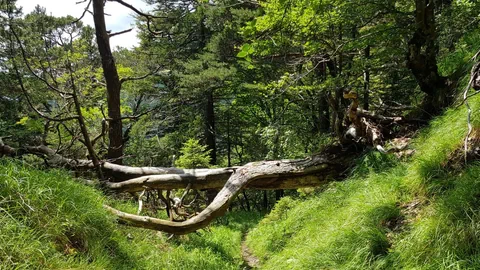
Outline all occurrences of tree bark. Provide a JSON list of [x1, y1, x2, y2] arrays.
[[262, 191, 268, 210], [104, 143, 361, 234], [0, 138, 16, 157], [205, 90, 217, 165], [0, 142, 361, 193], [1, 138, 362, 235], [363, 46, 370, 111], [313, 58, 330, 133], [92, 0, 124, 164], [407, 0, 451, 114], [243, 191, 251, 211], [318, 92, 330, 133]]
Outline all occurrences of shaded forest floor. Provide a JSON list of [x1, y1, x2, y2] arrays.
[[2, 95, 480, 269]]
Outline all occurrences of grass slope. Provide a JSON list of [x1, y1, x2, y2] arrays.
[[0, 160, 262, 269], [1, 97, 479, 270], [2, 99, 479, 270], [245, 93, 480, 269]]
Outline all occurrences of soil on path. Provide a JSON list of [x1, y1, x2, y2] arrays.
[[241, 236, 260, 269]]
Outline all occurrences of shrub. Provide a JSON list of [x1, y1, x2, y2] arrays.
[[175, 139, 212, 169]]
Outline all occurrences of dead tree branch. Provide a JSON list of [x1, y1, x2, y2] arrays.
[[463, 52, 480, 163], [71, 0, 92, 24], [108, 0, 166, 35], [109, 28, 133, 38], [120, 66, 163, 84], [103, 144, 360, 234]]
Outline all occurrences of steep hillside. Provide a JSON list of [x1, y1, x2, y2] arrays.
[[0, 160, 261, 269], [245, 94, 480, 269], [2, 96, 480, 269]]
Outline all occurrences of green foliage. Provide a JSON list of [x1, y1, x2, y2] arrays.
[[4, 0, 480, 268], [124, 117, 179, 167], [175, 139, 212, 169], [245, 89, 480, 269]]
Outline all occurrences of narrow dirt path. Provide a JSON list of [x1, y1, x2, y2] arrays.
[[241, 234, 260, 269]]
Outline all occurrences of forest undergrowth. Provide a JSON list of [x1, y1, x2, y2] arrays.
[[2, 93, 480, 269], [2, 0, 480, 269]]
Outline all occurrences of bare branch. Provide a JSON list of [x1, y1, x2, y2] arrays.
[[463, 52, 480, 163], [108, 0, 165, 35], [108, 0, 166, 19], [108, 28, 133, 38], [120, 66, 163, 84], [12, 59, 79, 122], [71, 0, 93, 24], [137, 189, 146, 215], [104, 106, 160, 122], [92, 118, 107, 147]]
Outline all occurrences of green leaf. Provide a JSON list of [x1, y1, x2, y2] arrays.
[[15, 116, 29, 125], [241, 44, 252, 52], [237, 51, 248, 58]]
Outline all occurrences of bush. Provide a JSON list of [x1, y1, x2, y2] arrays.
[[175, 139, 212, 169]]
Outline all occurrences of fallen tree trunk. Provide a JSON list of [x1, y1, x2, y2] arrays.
[[105, 162, 344, 192], [104, 144, 360, 234], [0, 141, 360, 191], [4, 103, 414, 234], [2, 139, 361, 234], [0, 143, 236, 182], [0, 138, 16, 157]]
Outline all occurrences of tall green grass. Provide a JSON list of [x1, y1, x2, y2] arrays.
[[2, 97, 479, 269], [0, 159, 262, 269], [245, 90, 480, 269]]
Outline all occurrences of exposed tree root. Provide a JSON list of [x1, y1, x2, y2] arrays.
[[343, 91, 423, 154], [444, 127, 480, 171]]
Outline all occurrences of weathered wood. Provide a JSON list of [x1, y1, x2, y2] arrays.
[[104, 144, 360, 234], [0, 142, 357, 192], [0, 138, 16, 157], [105, 164, 340, 192]]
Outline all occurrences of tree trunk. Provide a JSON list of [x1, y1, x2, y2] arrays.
[[319, 93, 330, 132], [92, 0, 124, 164], [243, 191, 251, 212], [331, 87, 346, 139], [227, 111, 231, 167], [313, 58, 330, 133], [205, 90, 216, 165], [262, 191, 268, 210], [363, 46, 370, 111], [407, 0, 451, 114], [275, 190, 284, 201]]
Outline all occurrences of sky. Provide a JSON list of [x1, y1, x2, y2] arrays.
[[16, 0, 153, 49]]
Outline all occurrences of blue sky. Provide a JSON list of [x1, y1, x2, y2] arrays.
[[16, 0, 153, 49]]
